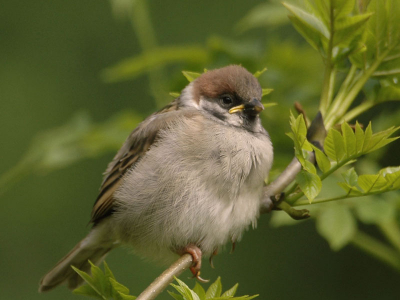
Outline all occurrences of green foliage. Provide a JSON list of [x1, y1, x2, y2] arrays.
[[72, 263, 257, 300], [169, 277, 257, 300], [72, 261, 136, 300], [287, 112, 399, 203]]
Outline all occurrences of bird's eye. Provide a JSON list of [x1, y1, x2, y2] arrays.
[[220, 96, 233, 106]]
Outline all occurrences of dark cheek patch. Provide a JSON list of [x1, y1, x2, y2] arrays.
[[203, 106, 227, 121]]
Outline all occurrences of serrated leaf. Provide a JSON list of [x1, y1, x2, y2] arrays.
[[366, 126, 400, 152], [103, 261, 115, 280], [362, 122, 373, 153], [117, 292, 137, 300], [358, 174, 388, 192], [170, 283, 187, 298], [303, 159, 317, 174], [334, 13, 372, 46], [283, 2, 329, 51], [324, 129, 346, 162], [71, 266, 105, 300], [341, 122, 356, 157], [89, 261, 109, 296], [312, 145, 331, 173], [296, 170, 322, 202], [333, 0, 356, 18], [205, 277, 222, 299], [168, 291, 185, 300], [175, 277, 200, 300], [109, 278, 130, 295], [382, 166, 400, 189], [73, 284, 104, 300], [253, 68, 267, 78], [341, 168, 358, 187], [193, 282, 206, 300], [222, 283, 238, 297], [354, 121, 365, 154], [316, 206, 356, 250], [182, 71, 202, 82], [337, 182, 363, 195]]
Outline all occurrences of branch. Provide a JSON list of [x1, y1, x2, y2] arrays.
[[136, 254, 193, 300]]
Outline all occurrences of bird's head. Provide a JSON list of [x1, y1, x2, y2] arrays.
[[180, 65, 265, 132]]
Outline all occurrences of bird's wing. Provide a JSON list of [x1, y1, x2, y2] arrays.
[[91, 98, 191, 223]]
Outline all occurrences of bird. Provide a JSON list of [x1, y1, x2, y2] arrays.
[[39, 65, 274, 292]]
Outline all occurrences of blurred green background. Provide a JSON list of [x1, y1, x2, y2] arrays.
[[1, 0, 400, 299]]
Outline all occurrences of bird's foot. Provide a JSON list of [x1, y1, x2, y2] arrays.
[[180, 244, 209, 283]]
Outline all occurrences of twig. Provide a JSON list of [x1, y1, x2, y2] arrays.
[[136, 254, 193, 300]]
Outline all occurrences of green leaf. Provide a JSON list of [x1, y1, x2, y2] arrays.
[[182, 71, 202, 82], [333, 0, 356, 18], [342, 167, 358, 187], [312, 145, 331, 173], [102, 46, 209, 82], [71, 266, 105, 300], [73, 284, 104, 300], [221, 283, 238, 297], [354, 121, 365, 154], [334, 13, 372, 46], [205, 277, 222, 299], [296, 170, 322, 202], [103, 261, 116, 280], [262, 102, 277, 108], [262, 88, 274, 96], [341, 122, 356, 157], [193, 282, 206, 300], [253, 68, 267, 78], [168, 291, 185, 300], [174, 277, 200, 300], [382, 166, 400, 189], [236, 2, 290, 33], [324, 128, 346, 162], [89, 261, 109, 296], [358, 174, 388, 192], [170, 92, 181, 98], [109, 278, 130, 295], [366, 126, 400, 152], [316, 205, 357, 250], [283, 2, 329, 51]]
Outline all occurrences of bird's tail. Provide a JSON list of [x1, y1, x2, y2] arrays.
[[39, 227, 116, 292]]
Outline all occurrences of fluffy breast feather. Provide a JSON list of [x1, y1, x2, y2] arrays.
[[112, 113, 273, 263]]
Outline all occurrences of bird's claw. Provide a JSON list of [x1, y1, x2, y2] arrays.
[[181, 244, 210, 283]]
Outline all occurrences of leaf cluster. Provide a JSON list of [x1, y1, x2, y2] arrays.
[[169, 277, 257, 300], [72, 261, 136, 300]]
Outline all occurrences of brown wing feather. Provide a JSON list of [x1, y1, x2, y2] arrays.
[[91, 99, 181, 224]]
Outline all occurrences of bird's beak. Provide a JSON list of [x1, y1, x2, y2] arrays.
[[229, 99, 264, 115], [229, 104, 245, 114]]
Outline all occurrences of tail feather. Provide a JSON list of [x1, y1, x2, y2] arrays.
[[39, 229, 115, 292]]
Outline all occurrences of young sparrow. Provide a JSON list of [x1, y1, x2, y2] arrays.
[[39, 65, 273, 292]]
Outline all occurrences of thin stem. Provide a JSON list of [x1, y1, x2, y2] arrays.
[[319, 4, 335, 116], [292, 190, 391, 207], [339, 101, 374, 122], [131, 0, 166, 107], [351, 231, 400, 272], [325, 64, 358, 127], [136, 254, 193, 300], [325, 48, 392, 129]]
